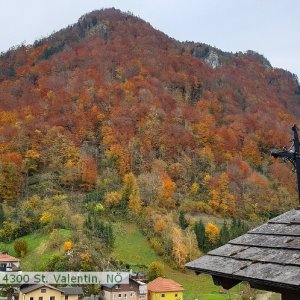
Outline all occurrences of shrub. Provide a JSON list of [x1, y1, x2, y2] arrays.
[[149, 237, 164, 255], [147, 261, 165, 281], [181, 200, 213, 215], [48, 229, 65, 249], [14, 239, 28, 257]]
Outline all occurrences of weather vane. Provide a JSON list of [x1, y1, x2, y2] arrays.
[[271, 124, 300, 207]]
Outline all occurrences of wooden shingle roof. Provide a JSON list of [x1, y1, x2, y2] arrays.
[[186, 209, 300, 293]]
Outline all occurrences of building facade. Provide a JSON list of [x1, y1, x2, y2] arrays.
[[147, 278, 183, 300], [19, 284, 83, 300], [0, 253, 20, 271], [102, 278, 147, 300]]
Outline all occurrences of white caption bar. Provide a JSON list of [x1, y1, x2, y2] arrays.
[[0, 272, 129, 285]]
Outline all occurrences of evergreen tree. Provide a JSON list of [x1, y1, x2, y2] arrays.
[[219, 221, 230, 245], [194, 220, 206, 252], [179, 211, 189, 229], [0, 204, 4, 225], [85, 213, 92, 230], [85, 216, 115, 249], [230, 218, 249, 239], [105, 223, 115, 249]]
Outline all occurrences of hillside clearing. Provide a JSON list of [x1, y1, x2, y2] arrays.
[[112, 222, 242, 300], [0, 229, 72, 271]]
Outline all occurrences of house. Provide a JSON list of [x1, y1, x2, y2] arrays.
[[0, 253, 20, 271], [60, 287, 84, 300], [19, 284, 84, 300], [101, 278, 147, 300], [147, 278, 184, 300]]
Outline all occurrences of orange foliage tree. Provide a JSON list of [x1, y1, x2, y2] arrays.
[[80, 155, 97, 191]]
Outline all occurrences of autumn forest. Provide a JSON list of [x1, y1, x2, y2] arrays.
[[0, 8, 300, 271]]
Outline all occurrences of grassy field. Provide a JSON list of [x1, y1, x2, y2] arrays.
[[0, 229, 72, 270], [112, 222, 243, 300], [0, 223, 279, 300]]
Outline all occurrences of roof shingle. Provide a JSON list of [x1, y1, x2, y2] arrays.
[[186, 209, 300, 291]]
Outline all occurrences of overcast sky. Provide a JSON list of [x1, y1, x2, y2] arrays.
[[1, 0, 300, 79]]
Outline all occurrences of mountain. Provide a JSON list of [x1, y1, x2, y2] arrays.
[[0, 8, 299, 223]]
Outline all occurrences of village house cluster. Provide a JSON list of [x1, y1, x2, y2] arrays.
[[0, 253, 184, 300]]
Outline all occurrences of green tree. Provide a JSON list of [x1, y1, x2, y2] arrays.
[[0, 204, 4, 225], [179, 211, 188, 229], [45, 255, 68, 271], [147, 261, 165, 281], [219, 221, 230, 245], [0, 221, 19, 242], [230, 219, 249, 239], [194, 220, 206, 252], [0, 162, 22, 203]]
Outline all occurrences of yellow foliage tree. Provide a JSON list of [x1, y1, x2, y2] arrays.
[[106, 143, 130, 176], [40, 211, 52, 225], [104, 191, 122, 208], [191, 182, 199, 196], [62, 159, 79, 188], [127, 174, 142, 214], [25, 150, 40, 160], [208, 173, 236, 215], [172, 227, 188, 268], [64, 240, 73, 252], [123, 173, 142, 213], [205, 222, 220, 244], [129, 191, 142, 214], [80, 252, 93, 271], [185, 228, 201, 260]]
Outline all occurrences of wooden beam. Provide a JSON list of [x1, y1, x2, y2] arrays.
[[249, 282, 300, 299], [282, 292, 299, 300], [212, 276, 241, 290]]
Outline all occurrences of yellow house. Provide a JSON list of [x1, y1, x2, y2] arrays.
[[19, 284, 83, 300], [147, 278, 184, 300]]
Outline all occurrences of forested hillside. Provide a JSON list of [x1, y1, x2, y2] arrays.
[[0, 8, 300, 271]]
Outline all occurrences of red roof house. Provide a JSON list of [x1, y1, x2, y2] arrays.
[[147, 277, 184, 300], [0, 253, 20, 271]]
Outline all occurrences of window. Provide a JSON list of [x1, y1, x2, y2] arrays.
[[175, 294, 178, 298], [118, 294, 122, 298], [115, 285, 121, 290], [161, 294, 165, 298], [50, 297, 55, 300], [130, 293, 134, 298], [124, 294, 127, 299], [30, 297, 34, 300], [65, 296, 69, 300], [41, 289, 46, 293], [39, 297, 43, 300]]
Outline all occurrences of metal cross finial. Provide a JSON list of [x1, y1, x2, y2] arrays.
[[271, 124, 300, 207]]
